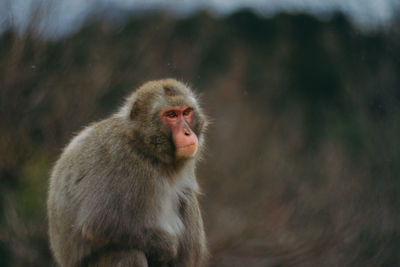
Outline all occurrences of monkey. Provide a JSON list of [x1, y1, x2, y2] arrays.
[[47, 79, 208, 267]]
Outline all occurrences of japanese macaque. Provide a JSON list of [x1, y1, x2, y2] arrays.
[[47, 79, 208, 267]]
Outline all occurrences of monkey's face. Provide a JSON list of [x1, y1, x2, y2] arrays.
[[127, 79, 207, 167], [160, 106, 198, 159]]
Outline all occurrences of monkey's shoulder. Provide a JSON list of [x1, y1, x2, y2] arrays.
[[53, 117, 145, 179], [61, 117, 129, 155]]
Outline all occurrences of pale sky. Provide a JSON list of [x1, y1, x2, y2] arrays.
[[0, 0, 399, 38]]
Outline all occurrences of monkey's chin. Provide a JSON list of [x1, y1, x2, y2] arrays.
[[176, 144, 198, 158]]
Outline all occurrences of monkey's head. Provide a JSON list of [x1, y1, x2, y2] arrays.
[[121, 79, 207, 167]]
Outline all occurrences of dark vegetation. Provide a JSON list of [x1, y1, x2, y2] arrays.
[[1, 9, 400, 266]]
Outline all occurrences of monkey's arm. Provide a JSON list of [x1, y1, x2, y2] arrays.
[[74, 173, 178, 264], [82, 248, 148, 267], [174, 190, 208, 267], [143, 228, 179, 265]]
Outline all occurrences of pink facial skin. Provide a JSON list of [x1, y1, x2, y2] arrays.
[[161, 106, 198, 158]]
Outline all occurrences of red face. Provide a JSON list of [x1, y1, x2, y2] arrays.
[[161, 106, 198, 158]]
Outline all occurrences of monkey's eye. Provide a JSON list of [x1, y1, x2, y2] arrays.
[[165, 111, 178, 118], [183, 108, 193, 116]]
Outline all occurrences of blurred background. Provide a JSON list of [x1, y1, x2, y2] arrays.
[[1, 0, 400, 266]]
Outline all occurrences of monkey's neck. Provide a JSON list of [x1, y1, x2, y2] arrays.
[[162, 158, 195, 179]]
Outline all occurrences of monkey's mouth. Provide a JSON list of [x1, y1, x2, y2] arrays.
[[176, 143, 198, 158]]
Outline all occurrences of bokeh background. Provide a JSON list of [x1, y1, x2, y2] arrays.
[[1, 0, 400, 266]]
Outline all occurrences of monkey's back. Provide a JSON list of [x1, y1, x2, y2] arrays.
[[47, 117, 161, 266]]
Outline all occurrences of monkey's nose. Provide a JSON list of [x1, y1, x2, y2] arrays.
[[184, 130, 191, 136]]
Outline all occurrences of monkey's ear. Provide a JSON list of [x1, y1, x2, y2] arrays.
[[130, 101, 140, 120]]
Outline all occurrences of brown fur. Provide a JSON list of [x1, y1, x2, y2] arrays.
[[47, 79, 208, 267]]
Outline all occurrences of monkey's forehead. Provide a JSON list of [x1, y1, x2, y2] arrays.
[[136, 80, 197, 104], [126, 79, 200, 114], [136, 79, 190, 95], [152, 94, 199, 112]]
